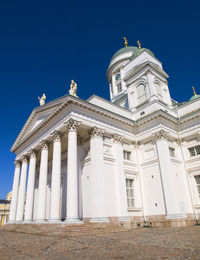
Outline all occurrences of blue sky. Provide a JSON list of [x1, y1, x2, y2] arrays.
[[0, 0, 200, 198]]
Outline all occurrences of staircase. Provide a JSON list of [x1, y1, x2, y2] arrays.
[[0, 222, 132, 237]]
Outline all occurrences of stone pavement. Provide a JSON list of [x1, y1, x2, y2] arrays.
[[0, 226, 200, 259]]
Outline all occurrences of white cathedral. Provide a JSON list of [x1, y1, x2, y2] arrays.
[[9, 39, 200, 226]]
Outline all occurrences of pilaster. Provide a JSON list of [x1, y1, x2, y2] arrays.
[[153, 130, 182, 218]]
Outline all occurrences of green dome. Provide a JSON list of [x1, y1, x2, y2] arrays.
[[130, 48, 155, 60], [111, 46, 155, 62], [190, 94, 200, 101]]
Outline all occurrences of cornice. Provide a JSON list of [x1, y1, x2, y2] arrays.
[[136, 109, 178, 127]]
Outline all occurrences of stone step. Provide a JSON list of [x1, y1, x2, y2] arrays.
[[0, 222, 132, 236]]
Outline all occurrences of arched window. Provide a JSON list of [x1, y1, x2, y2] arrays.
[[136, 83, 146, 104]]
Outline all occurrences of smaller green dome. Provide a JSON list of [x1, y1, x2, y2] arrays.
[[190, 94, 200, 101], [130, 48, 155, 60]]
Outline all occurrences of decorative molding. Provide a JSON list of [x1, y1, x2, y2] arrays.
[[50, 130, 62, 142], [113, 134, 123, 143], [65, 118, 79, 132], [39, 140, 48, 150], [89, 127, 104, 139], [153, 130, 168, 141]]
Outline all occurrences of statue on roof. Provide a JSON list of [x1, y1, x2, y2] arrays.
[[69, 80, 78, 97], [38, 93, 46, 106]]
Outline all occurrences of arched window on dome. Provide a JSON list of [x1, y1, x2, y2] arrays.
[[136, 83, 147, 105]]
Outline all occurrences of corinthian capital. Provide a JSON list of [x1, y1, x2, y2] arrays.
[[28, 149, 37, 158], [113, 134, 123, 143], [89, 127, 104, 139], [14, 160, 21, 167], [65, 118, 79, 132], [39, 140, 48, 150], [153, 130, 168, 140], [21, 156, 28, 164], [50, 130, 62, 142]]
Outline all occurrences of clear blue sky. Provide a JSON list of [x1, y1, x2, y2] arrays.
[[0, 0, 200, 198]]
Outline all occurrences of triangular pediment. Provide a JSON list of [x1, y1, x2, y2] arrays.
[[11, 95, 68, 151]]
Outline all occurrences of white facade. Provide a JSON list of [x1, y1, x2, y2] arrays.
[[9, 45, 200, 225]]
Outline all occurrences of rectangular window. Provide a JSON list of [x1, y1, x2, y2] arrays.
[[137, 84, 147, 104], [123, 151, 131, 160], [188, 145, 200, 157], [117, 82, 122, 93], [126, 179, 135, 208], [169, 147, 175, 157], [194, 175, 200, 197]]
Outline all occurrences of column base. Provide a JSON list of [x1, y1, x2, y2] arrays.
[[165, 214, 185, 219], [89, 217, 110, 223], [48, 219, 61, 223], [118, 216, 131, 222], [8, 220, 16, 224], [64, 218, 83, 224], [23, 220, 34, 223], [35, 219, 46, 223]]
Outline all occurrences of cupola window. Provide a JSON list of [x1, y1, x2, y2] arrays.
[[115, 73, 121, 81]]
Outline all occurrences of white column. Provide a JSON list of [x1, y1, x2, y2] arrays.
[[90, 127, 109, 222], [36, 141, 48, 222], [9, 161, 21, 222], [154, 130, 182, 218], [65, 119, 80, 223], [16, 157, 28, 221], [49, 131, 62, 222], [24, 150, 37, 222], [113, 134, 129, 221]]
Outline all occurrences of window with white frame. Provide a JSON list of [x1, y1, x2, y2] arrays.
[[194, 175, 200, 198], [126, 178, 135, 208], [169, 147, 175, 157], [136, 83, 147, 104], [188, 145, 200, 157], [123, 150, 131, 160]]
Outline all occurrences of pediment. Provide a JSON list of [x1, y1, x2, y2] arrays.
[[12, 95, 68, 151]]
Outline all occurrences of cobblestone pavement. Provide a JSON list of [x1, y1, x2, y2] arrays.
[[0, 226, 200, 260]]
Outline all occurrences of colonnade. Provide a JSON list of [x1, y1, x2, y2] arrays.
[[9, 119, 80, 223]]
